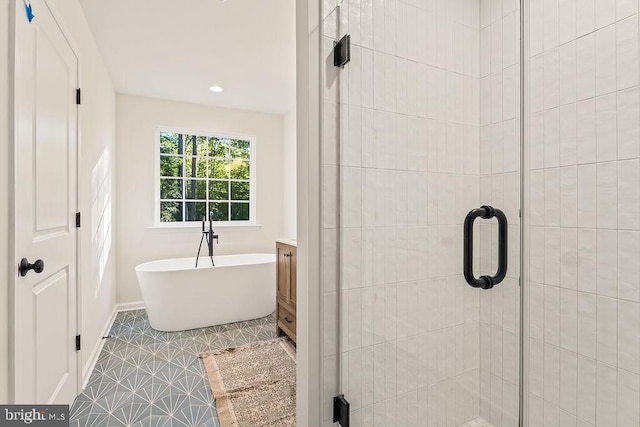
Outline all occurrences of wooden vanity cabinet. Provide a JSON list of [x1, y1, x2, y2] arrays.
[[276, 242, 297, 342]]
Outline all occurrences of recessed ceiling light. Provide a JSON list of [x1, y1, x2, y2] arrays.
[[209, 85, 224, 93]]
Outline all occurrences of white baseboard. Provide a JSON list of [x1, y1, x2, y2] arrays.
[[115, 301, 146, 312], [81, 305, 117, 389], [80, 301, 146, 389]]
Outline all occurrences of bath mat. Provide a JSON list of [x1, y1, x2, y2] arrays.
[[199, 337, 296, 427]]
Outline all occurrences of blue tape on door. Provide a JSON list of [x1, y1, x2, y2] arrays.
[[24, 0, 35, 22]]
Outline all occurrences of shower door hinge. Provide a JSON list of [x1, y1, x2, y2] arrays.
[[333, 34, 351, 68], [76, 335, 81, 351], [76, 88, 82, 105], [76, 212, 81, 228], [333, 394, 350, 427]]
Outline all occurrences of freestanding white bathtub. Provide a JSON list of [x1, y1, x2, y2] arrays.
[[135, 253, 276, 332]]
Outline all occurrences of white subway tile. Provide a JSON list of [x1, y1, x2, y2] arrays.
[[342, 168, 363, 229], [618, 300, 640, 374], [559, 410, 577, 427], [596, 296, 618, 365], [531, 54, 545, 113], [596, 162, 618, 229], [546, 169, 561, 226], [578, 229, 598, 294], [491, 22, 503, 73], [576, 99, 597, 164], [347, 289, 363, 351], [595, 25, 617, 96], [559, 41, 578, 106], [544, 0, 560, 50], [577, 355, 597, 423], [532, 228, 546, 286], [596, 362, 617, 426], [597, 229, 618, 297], [544, 108, 560, 168], [531, 112, 545, 169], [617, 16, 639, 90], [560, 166, 578, 227], [503, 65, 516, 120], [595, 0, 615, 29], [531, 282, 545, 340], [560, 349, 578, 414], [577, 164, 597, 228], [595, 93, 617, 162], [618, 369, 640, 426], [492, 0, 503, 22], [559, 104, 577, 166], [503, 12, 516, 67], [578, 292, 597, 358], [491, 72, 503, 124], [530, 338, 544, 396], [618, 231, 640, 302], [544, 401, 560, 427], [576, 33, 596, 101], [531, 0, 545, 55], [616, 0, 639, 19], [531, 170, 546, 226], [617, 87, 640, 159], [560, 288, 579, 351], [561, 228, 579, 290], [576, 0, 595, 37], [559, 0, 577, 45], [618, 159, 640, 230], [529, 393, 544, 426], [545, 49, 560, 110], [545, 285, 562, 345]]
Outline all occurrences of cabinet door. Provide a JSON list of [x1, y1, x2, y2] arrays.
[[289, 248, 297, 309], [277, 243, 291, 302]]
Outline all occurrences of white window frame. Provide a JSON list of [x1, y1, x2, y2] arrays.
[[153, 127, 257, 229]]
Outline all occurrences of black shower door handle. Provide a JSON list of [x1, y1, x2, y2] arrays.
[[463, 205, 508, 290]]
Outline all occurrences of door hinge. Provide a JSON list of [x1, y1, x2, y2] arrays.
[[333, 395, 350, 427], [76, 88, 81, 105], [333, 34, 351, 68], [75, 212, 81, 228], [76, 335, 81, 351]]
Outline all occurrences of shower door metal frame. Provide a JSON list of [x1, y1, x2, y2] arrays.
[[519, 0, 529, 425]]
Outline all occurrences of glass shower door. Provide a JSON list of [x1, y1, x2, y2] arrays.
[[321, 0, 523, 426]]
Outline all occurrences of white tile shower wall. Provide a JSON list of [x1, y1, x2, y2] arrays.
[[528, 1, 640, 426], [321, 0, 520, 425]]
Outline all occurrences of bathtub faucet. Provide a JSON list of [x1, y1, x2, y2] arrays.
[[207, 229, 219, 258], [196, 217, 219, 268]]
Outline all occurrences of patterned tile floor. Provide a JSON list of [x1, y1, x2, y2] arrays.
[[70, 309, 277, 427]]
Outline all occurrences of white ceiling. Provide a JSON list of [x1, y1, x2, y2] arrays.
[[79, 0, 296, 114]]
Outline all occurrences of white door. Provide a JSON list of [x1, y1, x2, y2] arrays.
[[13, 0, 79, 404]]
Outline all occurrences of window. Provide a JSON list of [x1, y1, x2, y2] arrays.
[[157, 130, 255, 224]]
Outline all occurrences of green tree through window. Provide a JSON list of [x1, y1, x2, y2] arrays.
[[159, 132, 252, 223]]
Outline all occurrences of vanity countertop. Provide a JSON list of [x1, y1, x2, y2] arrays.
[[276, 238, 297, 247]]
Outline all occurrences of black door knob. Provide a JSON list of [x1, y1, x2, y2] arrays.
[[19, 258, 44, 277]]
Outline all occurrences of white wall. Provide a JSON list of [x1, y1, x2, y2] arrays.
[[0, 0, 11, 404], [296, 0, 322, 422], [283, 108, 297, 238], [115, 94, 285, 304]]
